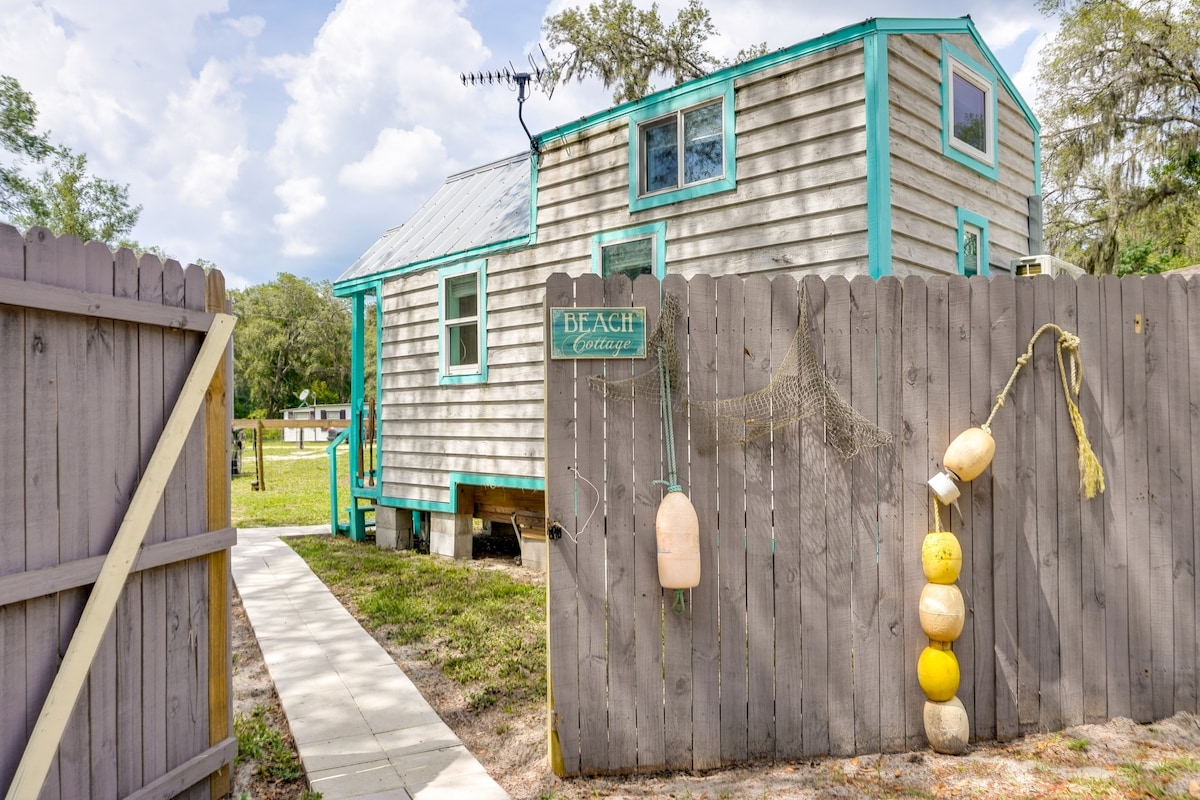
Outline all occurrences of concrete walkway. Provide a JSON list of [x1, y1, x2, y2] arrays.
[[232, 526, 511, 800]]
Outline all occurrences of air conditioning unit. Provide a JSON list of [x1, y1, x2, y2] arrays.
[[1011, 254, 1085, 278]]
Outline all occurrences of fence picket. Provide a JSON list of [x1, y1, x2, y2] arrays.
[[1167, 276, 1196, 715], [771, 276, 803, 758], [660, 273, 693, 768], [1143, 275, 1174, 721], [715, 274, 749, 762], [544, 272, 580, 776], [686, 273, 721, 770], [799, 276, 831, 757], [1075, 276, 1108, 723], [875, 275, 905, 752]]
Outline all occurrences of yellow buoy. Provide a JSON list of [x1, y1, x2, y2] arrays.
[[919, 583, 966, 642], [917, 643, 959, 702], [656, 491, 700, 589], [921, 531, 962, 584], [943, 427, 996, 482], [924, 696, 970, 754]]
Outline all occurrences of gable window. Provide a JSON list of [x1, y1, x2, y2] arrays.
[[438, 261, 488, 384], [941, 41, 999, 180], [592, 222, 667, 281], [628, 79, 736, 211], [957, 209, 990, 277]]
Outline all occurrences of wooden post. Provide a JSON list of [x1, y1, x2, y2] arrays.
[[205, 272, 232, 800], [256, 419, 265, 491]]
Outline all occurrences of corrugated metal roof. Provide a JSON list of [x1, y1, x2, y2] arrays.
[[337, 152, 531, 284]]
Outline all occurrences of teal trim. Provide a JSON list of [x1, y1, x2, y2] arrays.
[[333, 234, 530, 296], [539, 19, 880, 146], [349, 291, 366, 491], [956, 208, 991, 276], [627, 79, 736, 211], [864, 31, 892, 279], [940, 39, 1000, 181], [326, 426, 351, 535], [437, 260, 488, 385], [528, 154, 540, 245], [591, 222, 667, 278], [1033, 130, 1042, 198], [376, 472, 546, 514]]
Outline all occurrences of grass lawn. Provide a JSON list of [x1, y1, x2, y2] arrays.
[[288, 535, 546, 711], [231, 439, 349, 527]]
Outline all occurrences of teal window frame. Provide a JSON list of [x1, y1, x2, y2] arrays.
[[628, 79, 736, 212], [591, 222, 667, 280], [957, 208, 990, 277], [437, 260, 488, 385], [941, 40, 999, 181]]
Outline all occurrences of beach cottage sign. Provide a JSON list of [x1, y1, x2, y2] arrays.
[[549, 307, 647, 359]]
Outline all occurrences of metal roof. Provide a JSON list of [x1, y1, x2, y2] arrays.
[[336, 152, 532, 284]]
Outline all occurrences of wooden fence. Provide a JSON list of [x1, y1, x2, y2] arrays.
[[545, 270, 1199, 776], [0, 224, 234, 799]]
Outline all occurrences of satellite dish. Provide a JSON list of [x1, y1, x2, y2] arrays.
[[298, 389, 310, 405]]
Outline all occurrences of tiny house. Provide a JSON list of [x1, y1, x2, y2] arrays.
[[332, 16, 1042, 568]]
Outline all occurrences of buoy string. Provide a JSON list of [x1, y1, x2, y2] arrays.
[[657, 341, 682, 493], [933, 495, 943, 533]]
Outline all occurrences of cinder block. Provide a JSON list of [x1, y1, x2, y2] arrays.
[[429, 512, 472, 559]]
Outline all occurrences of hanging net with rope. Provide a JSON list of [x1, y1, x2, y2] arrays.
[[587, 288, 892, 460]]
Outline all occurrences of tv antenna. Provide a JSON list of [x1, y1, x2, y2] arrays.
[[461, 49, 550, 154]]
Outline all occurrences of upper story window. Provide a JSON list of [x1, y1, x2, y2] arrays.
[[438, 261, 488, 384], [592, 222, 667, 281], [941, 41, 999, 181], [628, 79, 736, 211]]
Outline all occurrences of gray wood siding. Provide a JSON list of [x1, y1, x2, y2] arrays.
[[536, 40, 870, 281], [887, 33, 1036, 277], [379, 257, 556, 507]]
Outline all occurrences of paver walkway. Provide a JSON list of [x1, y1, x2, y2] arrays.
[[232, 526, 511, 800]]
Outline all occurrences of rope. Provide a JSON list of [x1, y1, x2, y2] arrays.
[[981, 323, 1104, 499], [656, 341, 681, 494], [933, 495, 943, 533]]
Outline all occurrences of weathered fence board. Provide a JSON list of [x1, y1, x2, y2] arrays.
[[0, 224, 232, 799], [547, 272, 1200, 775]]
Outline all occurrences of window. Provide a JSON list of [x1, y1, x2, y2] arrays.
[[941, 41, 999, 180], [438, 261, 488, 384], [628, 80, 736, 211], [957, 209, 990, 277], [592, 222, 667, 281]]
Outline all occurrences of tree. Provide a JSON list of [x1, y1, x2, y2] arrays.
[[12, 149, 142, 247], [231, 274, 353, 419], [543, 0, 767, 104], [0, 75, 53, 215], [1037, 0, 1200, 273], [0, 74, 141, 247]]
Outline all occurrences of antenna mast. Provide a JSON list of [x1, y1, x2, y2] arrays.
[[461, 53, 548, 154]]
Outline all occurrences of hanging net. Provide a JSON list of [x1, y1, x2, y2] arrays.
[[587, 292, 683, 402], [587, 287, 891, 460], [687, 286, 891, 459]]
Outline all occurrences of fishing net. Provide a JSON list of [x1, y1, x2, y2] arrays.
[[587, 287, 892, 460], [687, 286, 891, 459], [587, 292, 683, 402]]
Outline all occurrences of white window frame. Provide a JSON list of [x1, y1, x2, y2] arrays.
[[438, 260, 487, 385], [957, 208, 990, 277], [940, 41, 1000, 181]]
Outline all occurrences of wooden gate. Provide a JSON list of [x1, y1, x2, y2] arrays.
[[545, 270, 1199, 776], [0, 224, 235, 800]]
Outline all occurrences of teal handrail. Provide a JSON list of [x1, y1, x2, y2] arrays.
[[326, 426, 352, 535]]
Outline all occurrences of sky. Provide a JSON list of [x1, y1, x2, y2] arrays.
[[0, 0, 1059, 290]]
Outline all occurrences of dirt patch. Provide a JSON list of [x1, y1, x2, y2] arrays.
[[233, 547, 1200, 800]]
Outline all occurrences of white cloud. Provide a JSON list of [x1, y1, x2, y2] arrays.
[[338, 126, 448, 192], [273, 176, 327, 256], [224, 15, 265, 38]]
